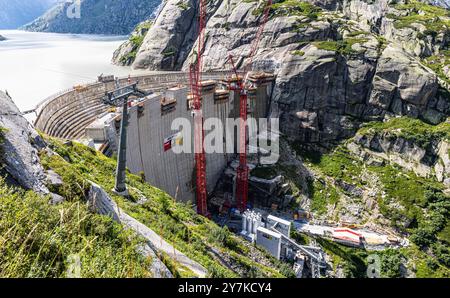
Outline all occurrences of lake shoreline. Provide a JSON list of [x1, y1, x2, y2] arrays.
[[0, 29, 130, 40]]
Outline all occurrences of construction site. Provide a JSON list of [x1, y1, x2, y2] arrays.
[[30, 0, 408, 278], [35, 0, 275, 218]]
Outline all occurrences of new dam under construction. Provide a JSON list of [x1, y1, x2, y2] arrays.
[[34, 71, 276, 204]]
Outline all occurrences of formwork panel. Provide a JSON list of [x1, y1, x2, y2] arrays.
[[128, 91, 196, 203]]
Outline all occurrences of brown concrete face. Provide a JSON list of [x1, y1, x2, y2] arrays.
[[122, 84, 234, 203]]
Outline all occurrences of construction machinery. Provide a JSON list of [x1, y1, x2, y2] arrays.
[[98, 74, 115, 83], [189, 0, 209, 216]]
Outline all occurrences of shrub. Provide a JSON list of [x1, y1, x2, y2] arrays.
[[433, 242, 450, 267], [317, 238, 368, 278], [380, 250, 404, 278], [389, 1, 450, 33], [313, 38, 368, 56], [207, 264, 230, 278], [358, 117, 450, 148], [269, 0, 322, 20]]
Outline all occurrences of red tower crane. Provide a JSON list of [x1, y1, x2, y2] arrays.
[[230, 0, 272, 212], [189, 0, 208, 216], [190, 0, 272, 215]]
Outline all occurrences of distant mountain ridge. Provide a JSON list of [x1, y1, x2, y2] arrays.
[[0, 0, 57, 29], [426, 0, 450, 8], [21, 0, 161, 35]]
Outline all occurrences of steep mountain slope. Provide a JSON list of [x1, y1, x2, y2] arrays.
[[0, 0, 57, 29], [22, 0, 161, 35], [112, 20, 153, 65], [0, 91, 49, 195]]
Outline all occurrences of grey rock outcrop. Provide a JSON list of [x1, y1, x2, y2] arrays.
[[88, 182, 173, 278], [272, 41, 439, 143], [369, 45, 438, 110], [132, 0, 201, 70], [112, 20, 153, 66], [426, 0, 450, 9], [343, 0, 450, 58], [128, 0, 450, 69], [349, 130, 450, 186], [0, 91, 49, 194]]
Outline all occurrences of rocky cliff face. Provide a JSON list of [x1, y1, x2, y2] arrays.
[[0, 91, 49, 194], [0, 91, 71, 204], [126, 0, 201, 69], [0, 0, 57, 29], [119, 0, 449, 147], [0, 91, 291, 278], [344, 0, 450, 58], [22, 0, 161, 35]]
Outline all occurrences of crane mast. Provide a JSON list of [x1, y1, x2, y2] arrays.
[[190, 0, 208, 216], [232, 0, 272, 212]]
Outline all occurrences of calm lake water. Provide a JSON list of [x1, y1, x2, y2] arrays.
[[0, 30, 149, 112]]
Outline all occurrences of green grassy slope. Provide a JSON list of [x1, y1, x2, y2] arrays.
[[27, 137, 290, 278], [0, 177, 153, 278]]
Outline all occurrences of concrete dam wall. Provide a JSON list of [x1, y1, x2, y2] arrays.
[[34, 71, 275, 203], [34, 72, 236, 139]]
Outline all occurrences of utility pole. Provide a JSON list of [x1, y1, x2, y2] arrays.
[[115, 98, 129, 195], [103, 79, 148, 196]]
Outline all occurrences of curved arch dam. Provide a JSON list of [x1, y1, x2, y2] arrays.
[[34, 71, 275, 203]]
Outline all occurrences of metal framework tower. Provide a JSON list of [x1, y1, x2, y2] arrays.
[[189, 0, 209, 216], [228, 55, 249, 212], [229, 0, 272, 211], [103, 81, 148, 196]]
